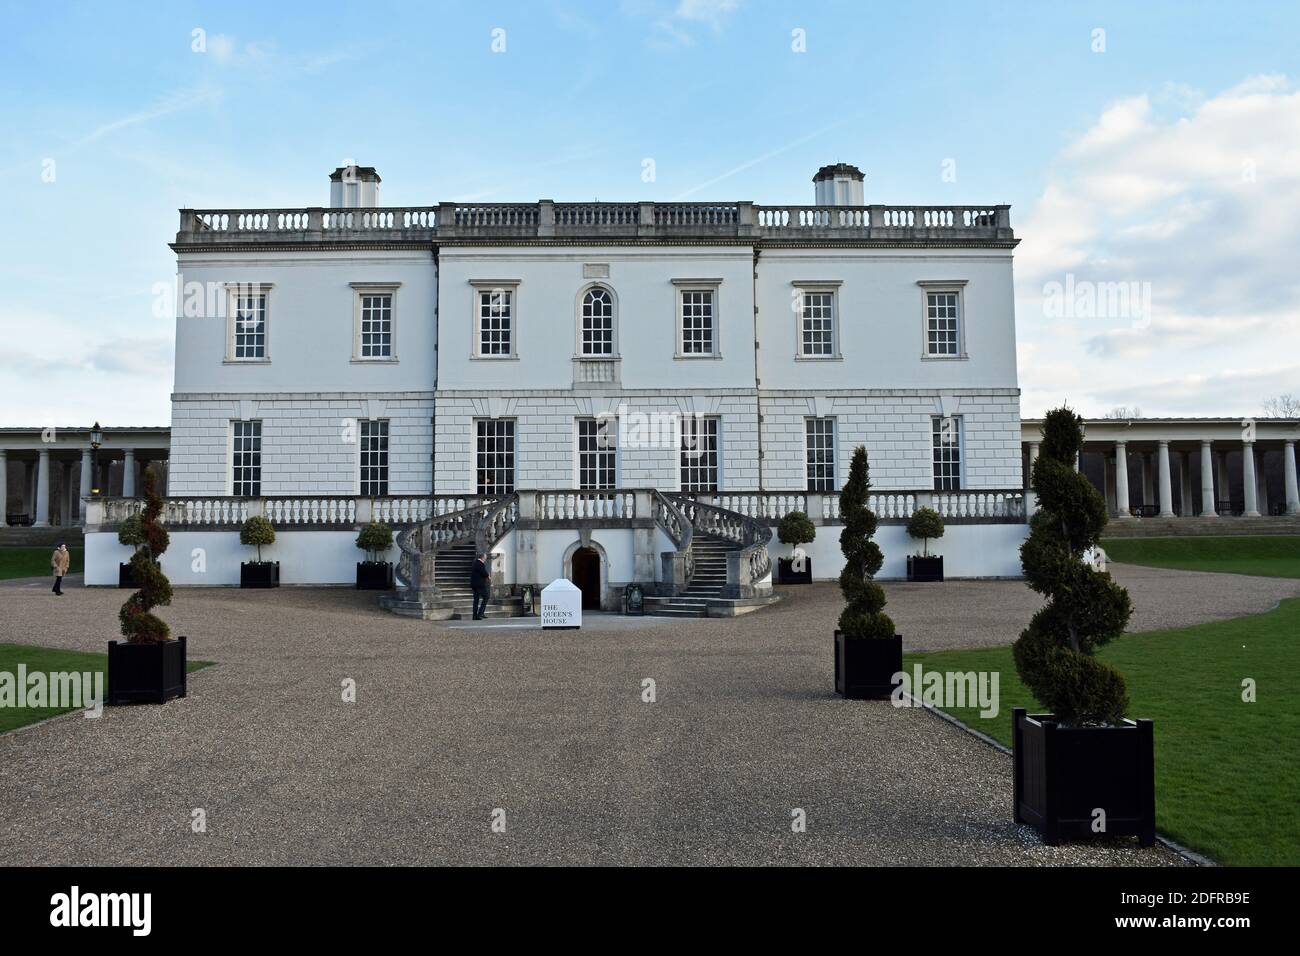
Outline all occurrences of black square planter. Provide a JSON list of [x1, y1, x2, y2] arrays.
[[240, 561, 280, 588], [1012, 707, 1156, 847], [107, 636, 187, 706], [778, 557, 813, 584], [907, 555, 944, 582], [356, 561, 395, 590], [834, 631, 903, 700], [118, 562, 141, 589]]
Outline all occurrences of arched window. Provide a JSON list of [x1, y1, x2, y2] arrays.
[[581, 287, 615, 355]]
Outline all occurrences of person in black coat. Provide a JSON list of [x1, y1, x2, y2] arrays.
[[470, 552, 491, 620]]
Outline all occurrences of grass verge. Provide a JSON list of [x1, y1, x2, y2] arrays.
[[1101, 535, 1300, 579]]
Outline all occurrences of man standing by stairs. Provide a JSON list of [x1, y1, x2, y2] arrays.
[[470, 552, 491, 620]]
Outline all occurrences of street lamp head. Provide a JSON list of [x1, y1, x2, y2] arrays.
[[90, 421, 103, 448]]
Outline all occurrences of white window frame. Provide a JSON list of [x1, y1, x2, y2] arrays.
[[474, 418, 516, 495], [792, 281, 842, 360], [672, 278, 722, 359], [575, 283, 619, 357], [230, 419, 262, 496], [917, 280, 968, 359], [358, 419, 389, 496], [679, 415, 721, 492], [224, 282, 273, 363], [351, 282, 400, 362], [805, 417, 838, 492], [574, 416, 618, 490], [932, 415, 964, 490], [470, 280, 520, 360]]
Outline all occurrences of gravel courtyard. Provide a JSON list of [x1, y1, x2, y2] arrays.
[[3, 563, 1289, 866]]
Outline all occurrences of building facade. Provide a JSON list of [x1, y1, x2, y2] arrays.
[[82, 164, 1032, 610]]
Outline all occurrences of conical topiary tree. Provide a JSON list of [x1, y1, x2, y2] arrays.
[[118, 471, 174, 644], [837, 446, 896, 640], [1013, 407, 1133, 724]]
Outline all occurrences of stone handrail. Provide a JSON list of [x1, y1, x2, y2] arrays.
[[667, 493, 773, 598], [395, 497, 501, 596], [652, 490, 694, 596], [177, 203, 1013, 245], [473, 494, 521, 588], [534, 490, 636, 521]]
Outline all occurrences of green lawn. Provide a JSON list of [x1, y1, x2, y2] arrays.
[[1102, 535, 1300, 579], [0, 547, 84, 581], [904, 597, 1300, 866], [0, 643, 211, 733]]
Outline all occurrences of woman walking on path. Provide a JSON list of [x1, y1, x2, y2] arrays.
[[51, 543, 70, 595]]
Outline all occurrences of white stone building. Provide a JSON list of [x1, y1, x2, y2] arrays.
[[82, 164, 1031, 614]]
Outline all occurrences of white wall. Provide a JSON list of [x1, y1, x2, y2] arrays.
[[772, 522, 1029, 580]]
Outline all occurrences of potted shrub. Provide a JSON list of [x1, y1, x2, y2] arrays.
[[116, 513, 144, 589], [776, 510, 816, 584], [239, 515, 279, 588], [355, 521, 395, 590], [905, 506, 945, 582], [1012, 407, 1152, 846], [109, 472, 187, 705], [834, 446, 902, 699]]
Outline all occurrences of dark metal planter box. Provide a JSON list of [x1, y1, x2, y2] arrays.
[[1012, 707, 1156, 846], [907, 555, 944, 582], [240, 561, 280, 588], [356, 561, 395, 590], [118, 562, 141, 589], [107, 636, 187, 706], [834, 630, 903, 700], [778, 557, 813, 584]]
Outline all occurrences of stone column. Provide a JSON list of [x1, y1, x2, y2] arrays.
[[1285, 441, 1299, 516], [1114, 441, 1132, 518], [25, 462, 35, 519], [1256, 448, 1269, 515], [1199, 441, 1217, 517], [1179, 451, 1193, 516], [78, 449, 92, 524], [34, 449, 50, 526], [1242, 442, 1260, 517], [1157, 442, 1175, 517], [0, 449, 7, 525], [122, 449, 136, 497]]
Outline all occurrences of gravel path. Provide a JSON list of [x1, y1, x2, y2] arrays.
[[0, 570, 1228, 866]]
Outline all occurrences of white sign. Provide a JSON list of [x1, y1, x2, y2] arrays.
[[540, 578, 582, 629]]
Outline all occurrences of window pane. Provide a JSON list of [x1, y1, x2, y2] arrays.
[[926, 292, 960, 356], [476, 420, 515, 494], [359, 294, 393, 358], [577, 417, 617, 490], [680, 290, 714, 354], [932, 416, 962, 490], [582, 288, 613, 355], [805, 418, 836, 491], [680, 416, 719, 492], [232, 420, 262, 496], [233, 294, 266, 359], [360, 419, 389, 496], [479, 289, 512, 356], [799, 291, 834, 356]]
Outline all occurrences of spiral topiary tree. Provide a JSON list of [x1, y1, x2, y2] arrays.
[[1013, 407, 1133, 725], [118, 471, 174, 644], [837, 446, 896, 640]]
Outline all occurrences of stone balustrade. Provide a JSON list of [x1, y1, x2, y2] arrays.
[[86, 495, 477, 529], [176, 202, 1013, 245]]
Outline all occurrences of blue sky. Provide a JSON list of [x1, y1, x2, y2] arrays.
[[4, 0, 1298, 425]]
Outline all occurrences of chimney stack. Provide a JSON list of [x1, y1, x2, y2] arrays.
[[329, 165, 381, 208], [812, 163, 865, 206]]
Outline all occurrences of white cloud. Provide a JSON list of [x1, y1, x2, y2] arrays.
[[1017, 75, 1300, 417]]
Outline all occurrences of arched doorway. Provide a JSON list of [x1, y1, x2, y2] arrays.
[[570, 547, 602, 609]]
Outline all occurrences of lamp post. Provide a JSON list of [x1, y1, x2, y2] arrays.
[[90, 422, 103, 495]]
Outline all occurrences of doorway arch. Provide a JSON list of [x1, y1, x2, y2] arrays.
[[562, 537, 608, 610]]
